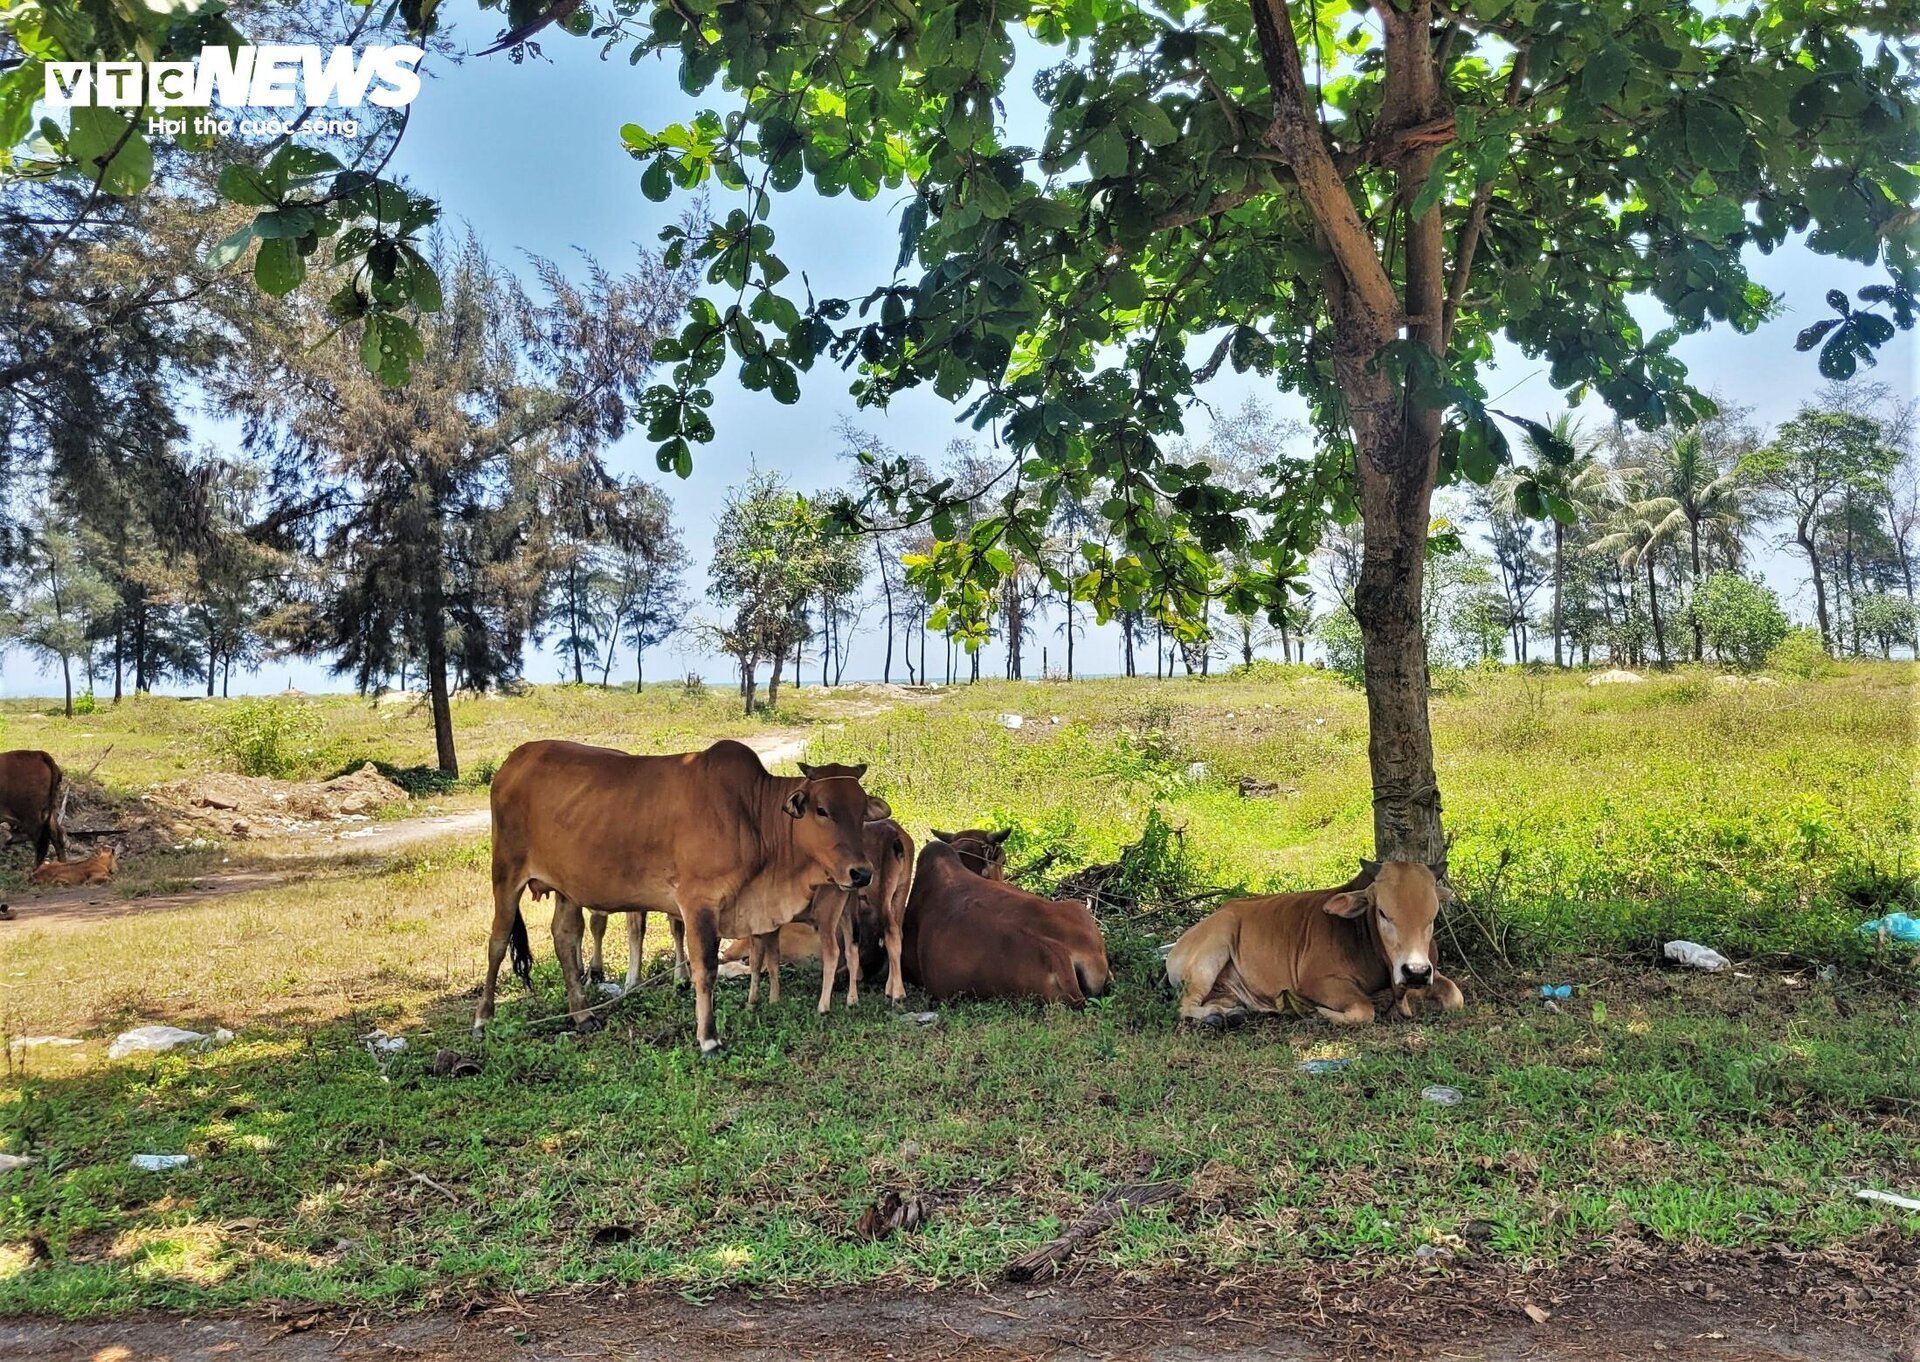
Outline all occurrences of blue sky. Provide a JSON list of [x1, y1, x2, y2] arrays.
[[3, 23, 1914, 697]]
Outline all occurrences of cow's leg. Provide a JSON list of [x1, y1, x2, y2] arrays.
[[550, 896, 599, 1033], [815, 894, 846, 1014], [585, 911, 610, 985], [842, 912, 861, 1009], [474, 868, 525, 1036], [746, 933, 764, 1007], [1313, 981, 1378, 1027], [1399, 971, 1464, 1017], [883, 905, 907, 1004], [670, 916, 689, 987], [1171, 934, 1243, 1025], [624, 910, 646, 991], [684, 908, 723, 1054]]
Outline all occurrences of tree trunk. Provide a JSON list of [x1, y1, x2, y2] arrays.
[[1350, 408, 1447, 866], [112, 604, 124, 704], [1551, 521, 1565, 668], [424, 600, 459, 777], [1798, 522, 1832, 647], [61, 655, 73, 719], [877, 542, 895, 684], [1886, 500, 1920, 655], [1687, 517, 1705, 662], [634, 642, 646, 693], [770, 639, 786, 710], [1645, 554, 1667, 666]]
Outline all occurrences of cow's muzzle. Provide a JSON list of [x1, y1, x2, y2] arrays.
[[1400, 963, 1433, 988], [848, 866, 874, 889]]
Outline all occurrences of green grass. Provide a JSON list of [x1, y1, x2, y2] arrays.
[[0, 664, 1914, 1315]]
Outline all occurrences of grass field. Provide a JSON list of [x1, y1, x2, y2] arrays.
[[0, 664, 1913, 1316]]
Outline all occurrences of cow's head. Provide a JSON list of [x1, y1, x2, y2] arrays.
[[787, 762, 890, 892], [930, 827, 1010, 879], [1323, 859, 1452, 990]]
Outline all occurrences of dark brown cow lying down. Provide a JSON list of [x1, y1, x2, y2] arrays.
[[0, 750, 68, 867], [737, 817, 916, 1011], [481, 740, 887, 1053], [1164, 860, 1465, 1026], [903, 836, 1109, 1005]]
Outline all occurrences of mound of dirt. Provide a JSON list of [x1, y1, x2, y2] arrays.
[[1586, 667, 1645, 685], [145, 763, 410, 839]]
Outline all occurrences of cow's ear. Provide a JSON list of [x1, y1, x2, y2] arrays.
[[1434, 878, 1456, 907], [988, 828, 1012, 846], [930, 828, 954, 843], [797, 762, 817, 780], [1323, 888, 1372, 919], [784, 788, 808, 818], [847, 762, 869, 779], [865, 796, 892, 822], [1357, 858, 1382, 881]]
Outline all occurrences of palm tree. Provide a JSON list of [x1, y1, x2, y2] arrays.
[[1593, 469, 1686, 668], [1495, 415, 1611, 667], [1627, 431, 1754, 659]]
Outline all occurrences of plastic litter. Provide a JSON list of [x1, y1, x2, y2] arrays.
[[1298, 1058, 1350, 1074], [1184, 761, 1212, 780], [1857, 912, 1920, 943], [1156, 942, 1176, 961], [0, 1154, 34, 1173], [9, 1035, 82, 1052], [996, 713, 1024, 729], [1539, 984, 1572, 999], [899, 1011, 940, 1026], [1664, 940, 1730, 972], [597, 981, 624, 997], [130, 1154, 191, 1171], [1421, 1085, 1464, 1106], [1855, 1187, 1920, 1212], [107, 1025, 233, 1060], [362, 1030, 407, 1056]]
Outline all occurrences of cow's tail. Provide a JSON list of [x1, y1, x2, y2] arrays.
[[509, 907, 534, 988], [41, 755, 69, 863]]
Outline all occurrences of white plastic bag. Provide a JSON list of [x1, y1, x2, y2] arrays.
[[108, 1025, 233, 1060], [1663, 940, 1730, 972]]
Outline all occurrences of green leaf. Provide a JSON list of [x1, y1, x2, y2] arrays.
[[1581, 44, 1631, 106], [251, 208, 318, 239], [66, 108, 151, 195], [218, 162, 279, 207], [641, 158, 672, 201], [253, 236, 305, 296], [1086, 124, 1128, 179], [1125, 98, 1179, 148], [203, 225, 255, 271], [361, 313, 424, 386], [1685, 102, 1748, 172]]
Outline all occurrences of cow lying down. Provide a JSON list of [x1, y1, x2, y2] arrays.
[[1165, 860, 1464, 1026], [28, 845, 117, 887], [903, 831, 1109, 1005]]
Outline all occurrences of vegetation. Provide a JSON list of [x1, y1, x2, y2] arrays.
[[0, 669, 1911, 1315]]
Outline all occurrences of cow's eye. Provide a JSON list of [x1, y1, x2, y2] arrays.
[[815, 805, 829, 818]]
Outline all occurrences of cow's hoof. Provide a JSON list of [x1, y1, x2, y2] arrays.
[[470, 1021, 486, 1041], [575, 1014, 605, 1036], [585, 965, 605, 986], [1198, 1013, 1231, 1032], [698, 1038, 724, 1058]]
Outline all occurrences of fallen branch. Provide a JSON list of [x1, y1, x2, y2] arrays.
[[1004, 1181, 1185, 1282]]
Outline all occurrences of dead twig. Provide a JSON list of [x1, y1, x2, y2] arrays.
[[1005, 1182, 1185, 1282]]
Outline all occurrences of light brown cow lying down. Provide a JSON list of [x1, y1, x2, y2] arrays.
[[1164, 860, 1464, 1026], [29, 845, 118, 887]]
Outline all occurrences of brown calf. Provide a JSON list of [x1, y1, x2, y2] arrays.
[[29, 845, 118, 887]]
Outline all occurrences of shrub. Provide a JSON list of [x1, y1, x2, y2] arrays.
[[1691, 572, 1789, 671], [1855, 591, 1916, 658], [210, 698, 329, 778], [1315, 608, 1365, 684], [1767, 626, 1834, 680]]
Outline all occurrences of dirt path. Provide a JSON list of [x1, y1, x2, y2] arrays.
[[2, 729, 815, 931], [0, 1259, 1908, 1361]]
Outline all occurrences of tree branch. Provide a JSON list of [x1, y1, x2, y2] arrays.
[[1442, 50, 1527, 349]]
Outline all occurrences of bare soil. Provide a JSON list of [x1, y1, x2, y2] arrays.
[[0, 1249, 1912, 1361]]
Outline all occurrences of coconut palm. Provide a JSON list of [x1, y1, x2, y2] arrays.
[[1592, 468, 1686, 668], [1628, 430, 1756, 659], [1493, 415, 1612, 667]]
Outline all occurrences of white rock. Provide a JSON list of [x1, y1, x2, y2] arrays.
[[9, 1036, 82, 1052], [997, 713, 1024, 729], [1185, 761, 1211, 780], [0, 1154, 35, 1173], [1586, 668, 1644, 685]]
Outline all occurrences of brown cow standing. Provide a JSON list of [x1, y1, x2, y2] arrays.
[[738, 818, 916, 1012], [479, 740, 888, 1053], [902, 839, 1110, 1005], [0, 751, 68, 868], [1164, 860, 1465, 1027]]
